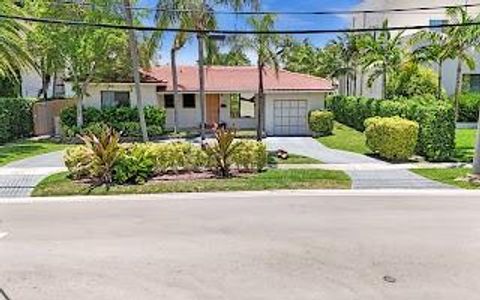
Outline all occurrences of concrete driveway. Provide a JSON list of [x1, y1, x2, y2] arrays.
[[1, 190, 480, 299], [266, 137, 450, 189]]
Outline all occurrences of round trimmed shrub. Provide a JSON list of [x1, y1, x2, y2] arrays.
[[365, 116, 419, 161], [308, 110, 334, 136]]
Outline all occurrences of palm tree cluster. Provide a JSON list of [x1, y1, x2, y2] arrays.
[[283, 7, 480, 114]]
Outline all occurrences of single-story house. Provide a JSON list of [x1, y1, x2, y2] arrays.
[[81, 66, 335, 136]]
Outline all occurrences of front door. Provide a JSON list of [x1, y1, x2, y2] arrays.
[[206, 94, 220, 127]]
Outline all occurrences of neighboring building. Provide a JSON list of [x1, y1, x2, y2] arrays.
[[79, 66, 335, 136], [347, 0, 480, 98], [20, 68, 69, 99]]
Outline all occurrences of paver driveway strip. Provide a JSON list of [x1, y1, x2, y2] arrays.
[[265, 137, 451, 189], [0, 151, 66, 197]]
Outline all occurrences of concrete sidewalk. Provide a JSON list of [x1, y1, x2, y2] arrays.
[[0, 151, 66, 197], [266, 137, 452, 189]]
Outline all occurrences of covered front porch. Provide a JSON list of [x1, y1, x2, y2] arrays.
[[157, 92, 257, 131]]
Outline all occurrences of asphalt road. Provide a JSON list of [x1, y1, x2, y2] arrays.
[[1, 190, 480, 299]]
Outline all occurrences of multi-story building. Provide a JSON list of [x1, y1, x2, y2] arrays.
[[344, 0, 480, 98]]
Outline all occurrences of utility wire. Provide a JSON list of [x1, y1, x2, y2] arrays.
[[54, 1, 480, 16], [1, 13, 480, 35]]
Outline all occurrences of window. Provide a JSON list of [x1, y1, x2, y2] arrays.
[[101, 91, 130, 108], [183, 94, 196, 108], [429, 19, 448, 32], [164, 94, 175, 108], [463, 74, 480, 92], [230, 93, 255, 119]]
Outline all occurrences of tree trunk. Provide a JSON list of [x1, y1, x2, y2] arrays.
[[353, 69, 358, 96], [256, 61, 264, 141], [76, 94, 84, 128], [52, 72, 57, 99], [382, 63, 387, 99], [124, 0, 148, 142], [473, 108, 480, 175], [41, 72, 48, 102], [359, 69, 364, 96], [171, 47, 179, 134], [437, 60, 443, 100], [197, 33, 207, 141], [454, 59, 463, 122]]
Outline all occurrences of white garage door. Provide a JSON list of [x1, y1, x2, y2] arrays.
[[273, 100, 309, 136]]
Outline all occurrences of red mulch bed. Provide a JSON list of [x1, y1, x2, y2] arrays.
[[151, 170, 255, 182]]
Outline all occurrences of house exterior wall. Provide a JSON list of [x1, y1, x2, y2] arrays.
[[82, 85, 329, 134], [349, 0, 480, 98], [82, 83, 158, 109]]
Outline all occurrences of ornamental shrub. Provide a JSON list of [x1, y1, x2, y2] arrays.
[[65, 125, 268, 184], [457, 93, 480, 122], [308, 110, 334, 136], [113, 144, 155, 184], [326, 95, 455, 161], [232, 140, 268, 172], [60, 105, 166, 137], [0, 98, 33, 144], [365, 116, 419, 161]]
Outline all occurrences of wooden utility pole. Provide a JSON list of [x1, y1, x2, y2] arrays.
[[124, 0, 148, 141]]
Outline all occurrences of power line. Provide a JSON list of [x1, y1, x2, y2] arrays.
[[54, 1, 480, 16], [1, 13, 480, 35]]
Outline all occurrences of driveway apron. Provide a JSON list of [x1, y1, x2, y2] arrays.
[[266, 137, 451, 189], [0, 151, 66, 197]]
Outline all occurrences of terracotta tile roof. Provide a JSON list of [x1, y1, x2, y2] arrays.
[[141, 65, 334, 92]]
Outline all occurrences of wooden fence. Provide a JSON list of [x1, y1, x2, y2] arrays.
[[33, 99, 76, 136]]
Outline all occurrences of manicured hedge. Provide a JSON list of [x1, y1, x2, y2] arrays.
[[60, 106, 166, 137], [457, 93, 480, 122], [327, 95, 455, 161], [0, 98, 33, 144], [308, 110, 334, 136], [364, 116, 419, 161]]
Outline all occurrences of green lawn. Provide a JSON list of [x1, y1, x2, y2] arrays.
[[455, 129, 476, 162], [317, 122, 371, 155], [0, 140, 68, 167], [411, 168, 479, 189], [32, 169, 351, 197], [268, 153, 322, 165]]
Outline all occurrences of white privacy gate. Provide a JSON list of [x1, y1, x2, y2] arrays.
[[273, 99, 309, 136]]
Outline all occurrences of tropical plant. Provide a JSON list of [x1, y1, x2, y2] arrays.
[[0, 2, 33, 81], [328, 33, 364, 96], [124, 0, 148, 141], [78, 127, 122, 186], [443, 7, 480, 121], [358, 20, 404, 99], [409, 30, 455, 99], [281, 39, 325, 77], [151, 0, 258, 139], [247, 14, 282, 140], [31, 1, 132, 127], [203, 126, 241, 177], [386, 61, 439, 98]]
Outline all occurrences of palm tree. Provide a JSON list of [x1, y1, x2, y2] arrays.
[[328, 34, 363, 96], [124, 0, 148, 141], [444, 7, 480, 121], [359, 20, 404, 99], [247, 14, 281, 141], [151, 0, 257, 140], [409, 30, 455, 100], [0, 2, 33, 81]]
